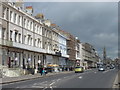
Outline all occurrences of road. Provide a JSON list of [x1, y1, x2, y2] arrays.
[[2, 68, 118, 89]]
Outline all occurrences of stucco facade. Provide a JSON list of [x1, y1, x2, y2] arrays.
[[0, 2, 69, 74]]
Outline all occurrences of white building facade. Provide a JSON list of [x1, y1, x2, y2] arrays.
[[0, 2, 69, 75], [58, 33, 69, 68]]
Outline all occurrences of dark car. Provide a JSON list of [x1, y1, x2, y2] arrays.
[[109, 65, 115, 69]]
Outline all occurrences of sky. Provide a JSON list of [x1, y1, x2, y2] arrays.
[[24, 2, 118, 59]]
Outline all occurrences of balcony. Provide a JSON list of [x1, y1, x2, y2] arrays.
[[62, 54, 69, 58], [55, 51, 61, 56], [46, 50, 55, 54], [76, 57, 81, 60], [0, 39, 13, 46], [12, 42, 46, 53]]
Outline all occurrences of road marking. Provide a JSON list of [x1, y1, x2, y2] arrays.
[[50, 82, 55, 86], [34, 81, 48, 85], [78, 76, 82, 79], [42, 87, 48, 90], [56, 79, 61, 81], [50, 86, 53, 88], [63, 76, 70, 79], [94, 72, 97, 73], [50, 86, 53, 90], [32, 85, 44, 88]]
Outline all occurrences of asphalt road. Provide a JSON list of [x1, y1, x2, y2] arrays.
[[2, 68, 118, 89]]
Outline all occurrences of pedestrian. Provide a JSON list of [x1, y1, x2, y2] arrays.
[[42, 68, 45, 75], [40, 68, 43, 75], [44, 68, 48, 75]]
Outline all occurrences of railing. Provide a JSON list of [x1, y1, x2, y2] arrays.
[[0, 38, 13, 46], [62, 54, 69, 58], [0, 39, 70, 57]]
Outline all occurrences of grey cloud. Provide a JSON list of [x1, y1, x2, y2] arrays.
[[25, 2, 118, 58]]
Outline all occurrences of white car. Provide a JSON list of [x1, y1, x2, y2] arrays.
[[98, 66, 105, 71]]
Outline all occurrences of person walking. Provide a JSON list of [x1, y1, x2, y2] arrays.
[[40, 68, 43, 75], [42, 68, 46, 75]]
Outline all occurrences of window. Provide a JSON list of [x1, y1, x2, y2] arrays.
[[18, 33, 21, 43], [3, 8, 7, 19], [2, 7, 7, 19], [27, 20, 29, 29], [39, 27, 42, 35], [20, 16, 22, 26], [30, 22, 32, 31], [35, 39, 37, 47], [37, 26, 39, 34], [18, 15, 20, 25], [40, 41, 41, 48], [30, 38, 32, 46], [28, 21, 30, 30], [15, 32, 17, 42], [50, 44, 51, 50], [2, 28, 6, 39], [24, 19, 26, 28], [35, 25, 37, 33], [45, 42, 47, 49], [14, 13, 17, 23], [10, 30, 12, 41], [10, 11, 12, 22], [26, 20, 28, 29], [38, 39, 39, 47], [24, 35, 26, 44], [47, 30, 49, 37], [28, 35, 30, 45]]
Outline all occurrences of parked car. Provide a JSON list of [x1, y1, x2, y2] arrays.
[[98, 66, 105, 71], [74, 66, 84, 73], [109, 65, 115, 69]]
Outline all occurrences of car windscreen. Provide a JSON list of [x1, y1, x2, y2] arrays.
[[75, 67, 82, 68], [99, 66, 104, 68]]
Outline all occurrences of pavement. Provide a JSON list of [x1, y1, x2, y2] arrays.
[[112, 70, 120, 88], [0, 71, 74, 84]]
